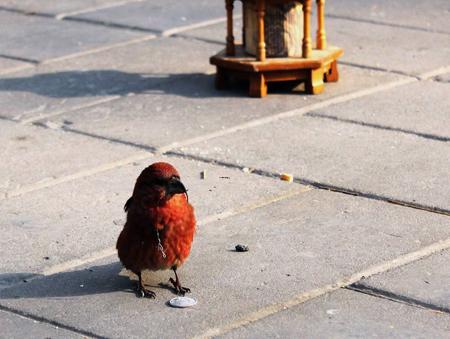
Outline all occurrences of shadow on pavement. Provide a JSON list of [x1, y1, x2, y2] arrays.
[[0, 262, 133, 299], [0, 70, 250, 99]]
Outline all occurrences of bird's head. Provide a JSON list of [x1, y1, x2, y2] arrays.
[[134, 162, 188, 205]]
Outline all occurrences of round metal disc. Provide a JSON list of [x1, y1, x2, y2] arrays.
[[169, 296, 197, 308]]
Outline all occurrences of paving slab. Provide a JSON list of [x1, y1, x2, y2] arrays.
[[0, 0, 138, 16], [41, 65, 403, 150], [71, 0, 233, 33], [0, 36, 220, 122], [1, 190, 449, 338], [0, 11, 144, 62], [0, 310, 80, 339], [0, 119, 140, 198], [184, 17, 450, 76], [0, 154, 299, 278], [307, 79, 450, 140], [327, 0, 450, 34], [359, 249, 450, 311], [223, 288, 450, 339], [176, 107, 450, 212]]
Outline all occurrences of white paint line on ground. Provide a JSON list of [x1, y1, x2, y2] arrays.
[[2, 151, 153, 201], [193, 237, 450, 339], [162, 15, 241, 37], [20, 96, 122, 125], [6, 186, 312, 286], [55, 0, 146, 20], [158, 77, 418, 153], [39, 34, 156, 66]]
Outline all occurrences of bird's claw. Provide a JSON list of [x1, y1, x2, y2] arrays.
[[169, 278, 191, 296], [137, 285, 156, 299]]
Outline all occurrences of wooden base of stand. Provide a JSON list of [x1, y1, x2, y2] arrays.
[[211, 44, 343, 97]]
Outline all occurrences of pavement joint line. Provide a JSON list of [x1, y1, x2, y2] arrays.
[[0, 54, 40, 65], [55, 0, 146, 20], [20, 96, 122, 125], [0, 6, 54, 18], [38, 34, 157, 66], [158, 77, 417, 153], [338, 61, 421, 80], [165, 151, 450, 217], [0, 63, 35, 76], [192, 237, 450, 339], [0, 305, 109, 339], [162, 15, 241, 38], [346, 283, 450, 314], [1, 151, 154, 201], [305, 112, 450, 143], [2, 187, 312, 289], [418, 65, 450, 81], [326, 14, 450, 36]]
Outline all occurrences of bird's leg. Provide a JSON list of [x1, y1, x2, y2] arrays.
[[136, 271, 156, 298], [169, 267, 191, 295]]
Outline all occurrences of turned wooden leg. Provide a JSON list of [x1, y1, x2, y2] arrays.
[[305, 68, 324, 94], [226, 0, 235, 56], [302, 0, 312, 58], [324, 60, 339, 82], [316, 0, 327, 50], [215, 67, 229, 90], [249, 74, 267, 97]]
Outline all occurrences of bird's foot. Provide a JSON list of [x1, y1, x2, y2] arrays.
[[136, 284, 156, 299], [169, 277, 191, 296]]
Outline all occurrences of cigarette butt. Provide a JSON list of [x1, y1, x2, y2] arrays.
[[280, 173, 293, 182]]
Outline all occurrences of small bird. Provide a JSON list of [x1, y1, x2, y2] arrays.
[[116, 162, 196, 298]]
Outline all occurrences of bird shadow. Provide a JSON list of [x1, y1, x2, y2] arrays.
[[0, 262, 178, 300]]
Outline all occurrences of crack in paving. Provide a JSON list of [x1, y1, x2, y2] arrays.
[[338, 61, 421, 80], [0, 54, 40, 65], [0, 305, 109, 339], [326, 14, 450, 36], [305, 112, 450, 143], [165, 151, 450, 217], [346, 283, 450, 314]]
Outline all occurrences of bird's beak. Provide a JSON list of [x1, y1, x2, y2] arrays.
[[166, 177, 188, 201]]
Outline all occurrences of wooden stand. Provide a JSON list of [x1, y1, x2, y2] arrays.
[[211, 0, 343, 97]]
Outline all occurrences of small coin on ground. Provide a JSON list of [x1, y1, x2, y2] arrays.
[[169, 296, 197, 308]]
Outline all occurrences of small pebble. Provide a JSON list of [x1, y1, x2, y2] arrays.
[[43, 256, 50, 260], [235, 244, 249, 252], [200, 170, 206, 179]]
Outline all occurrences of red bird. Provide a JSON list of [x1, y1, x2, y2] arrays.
[[116, 162, 196, 298]]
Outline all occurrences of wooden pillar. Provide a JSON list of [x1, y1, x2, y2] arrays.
[[316, 0, 327, 49], [242, 1, 246, 47], [226, 0, 235, 56], [256, 0, 266, 61], [302, 0, 312, 58]]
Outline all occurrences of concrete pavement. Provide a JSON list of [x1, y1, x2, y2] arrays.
[[1, 0, 449, 338]]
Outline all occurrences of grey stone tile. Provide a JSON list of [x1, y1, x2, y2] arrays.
[[0, 37, 219, 122], [184, 17, 450, 76], [327, 0, 450, 34], [0, 310, 80, 339], [0, 0, 132, 16], [0, 119, 140, 198], [306, 80, 450, 139], [41, 65, 402, 149], [1, 190, 449, 338], [0, 154, 298, 277], [0, 11, 144, 61], [176, 111, 450, 211], [360, 249, 450, 311], [223, 289, 450, 339], [71, 0, 232, 33]]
